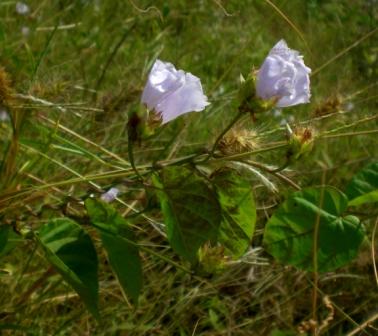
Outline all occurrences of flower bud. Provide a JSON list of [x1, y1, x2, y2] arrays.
[[198, 244, 228, 275], [218, 129, 259, 155], [286, 124, 315, 161], [313, 94, 343, 117]]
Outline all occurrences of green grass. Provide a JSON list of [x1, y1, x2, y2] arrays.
[[0, 0, 377, 335]]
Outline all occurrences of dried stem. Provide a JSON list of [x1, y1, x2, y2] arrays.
[[346, 312, 378, 336]]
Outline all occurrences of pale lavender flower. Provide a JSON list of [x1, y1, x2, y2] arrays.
[[0, 109, 10, 122], [141, 59, 210, 124], [21, 26, 30, 37], [345, 102, 354, 111], [101, 187, 119, 203], [256, 40, 311, 108], [16, 2, 30, 15]]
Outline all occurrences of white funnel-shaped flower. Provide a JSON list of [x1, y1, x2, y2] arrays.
[[141, 60, 210, 124]]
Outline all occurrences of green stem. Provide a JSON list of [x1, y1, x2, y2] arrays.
[[127, 138, 144, 181], [159, 153, 204, 168], [218, 143, 287, 162], [1, 142, 289, 210]]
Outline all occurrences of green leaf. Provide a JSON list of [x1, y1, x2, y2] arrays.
[[212, 169, 256, 258], [85, 198, 142, 304], [37, 218, 99, 318], [263, 187, 365, 272], [152, 166, 222, 264], [346, 161, 378, 206]]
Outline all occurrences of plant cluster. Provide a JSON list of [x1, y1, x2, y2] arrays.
[[0, 1, 377, 335]]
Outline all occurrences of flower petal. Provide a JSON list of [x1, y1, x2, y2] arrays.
[[141, 60, 185, 110], [156, 73, 210, 124]]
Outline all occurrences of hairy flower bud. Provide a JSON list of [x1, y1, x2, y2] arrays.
[[286, 124, 315, 161], [218, 129, 259, 155], [313, 94, 343, 117], [198, 244, 228, 275], [141, 59, 210, 124]]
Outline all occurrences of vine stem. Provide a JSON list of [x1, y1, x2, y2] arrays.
[[127, 137, 144, 182]]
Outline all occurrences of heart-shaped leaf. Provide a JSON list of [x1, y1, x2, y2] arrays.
[[346, 161, 378, 206], [212, 169, 256, 258], [153, 166, 221, 264], [263, 187, 365, 272]]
